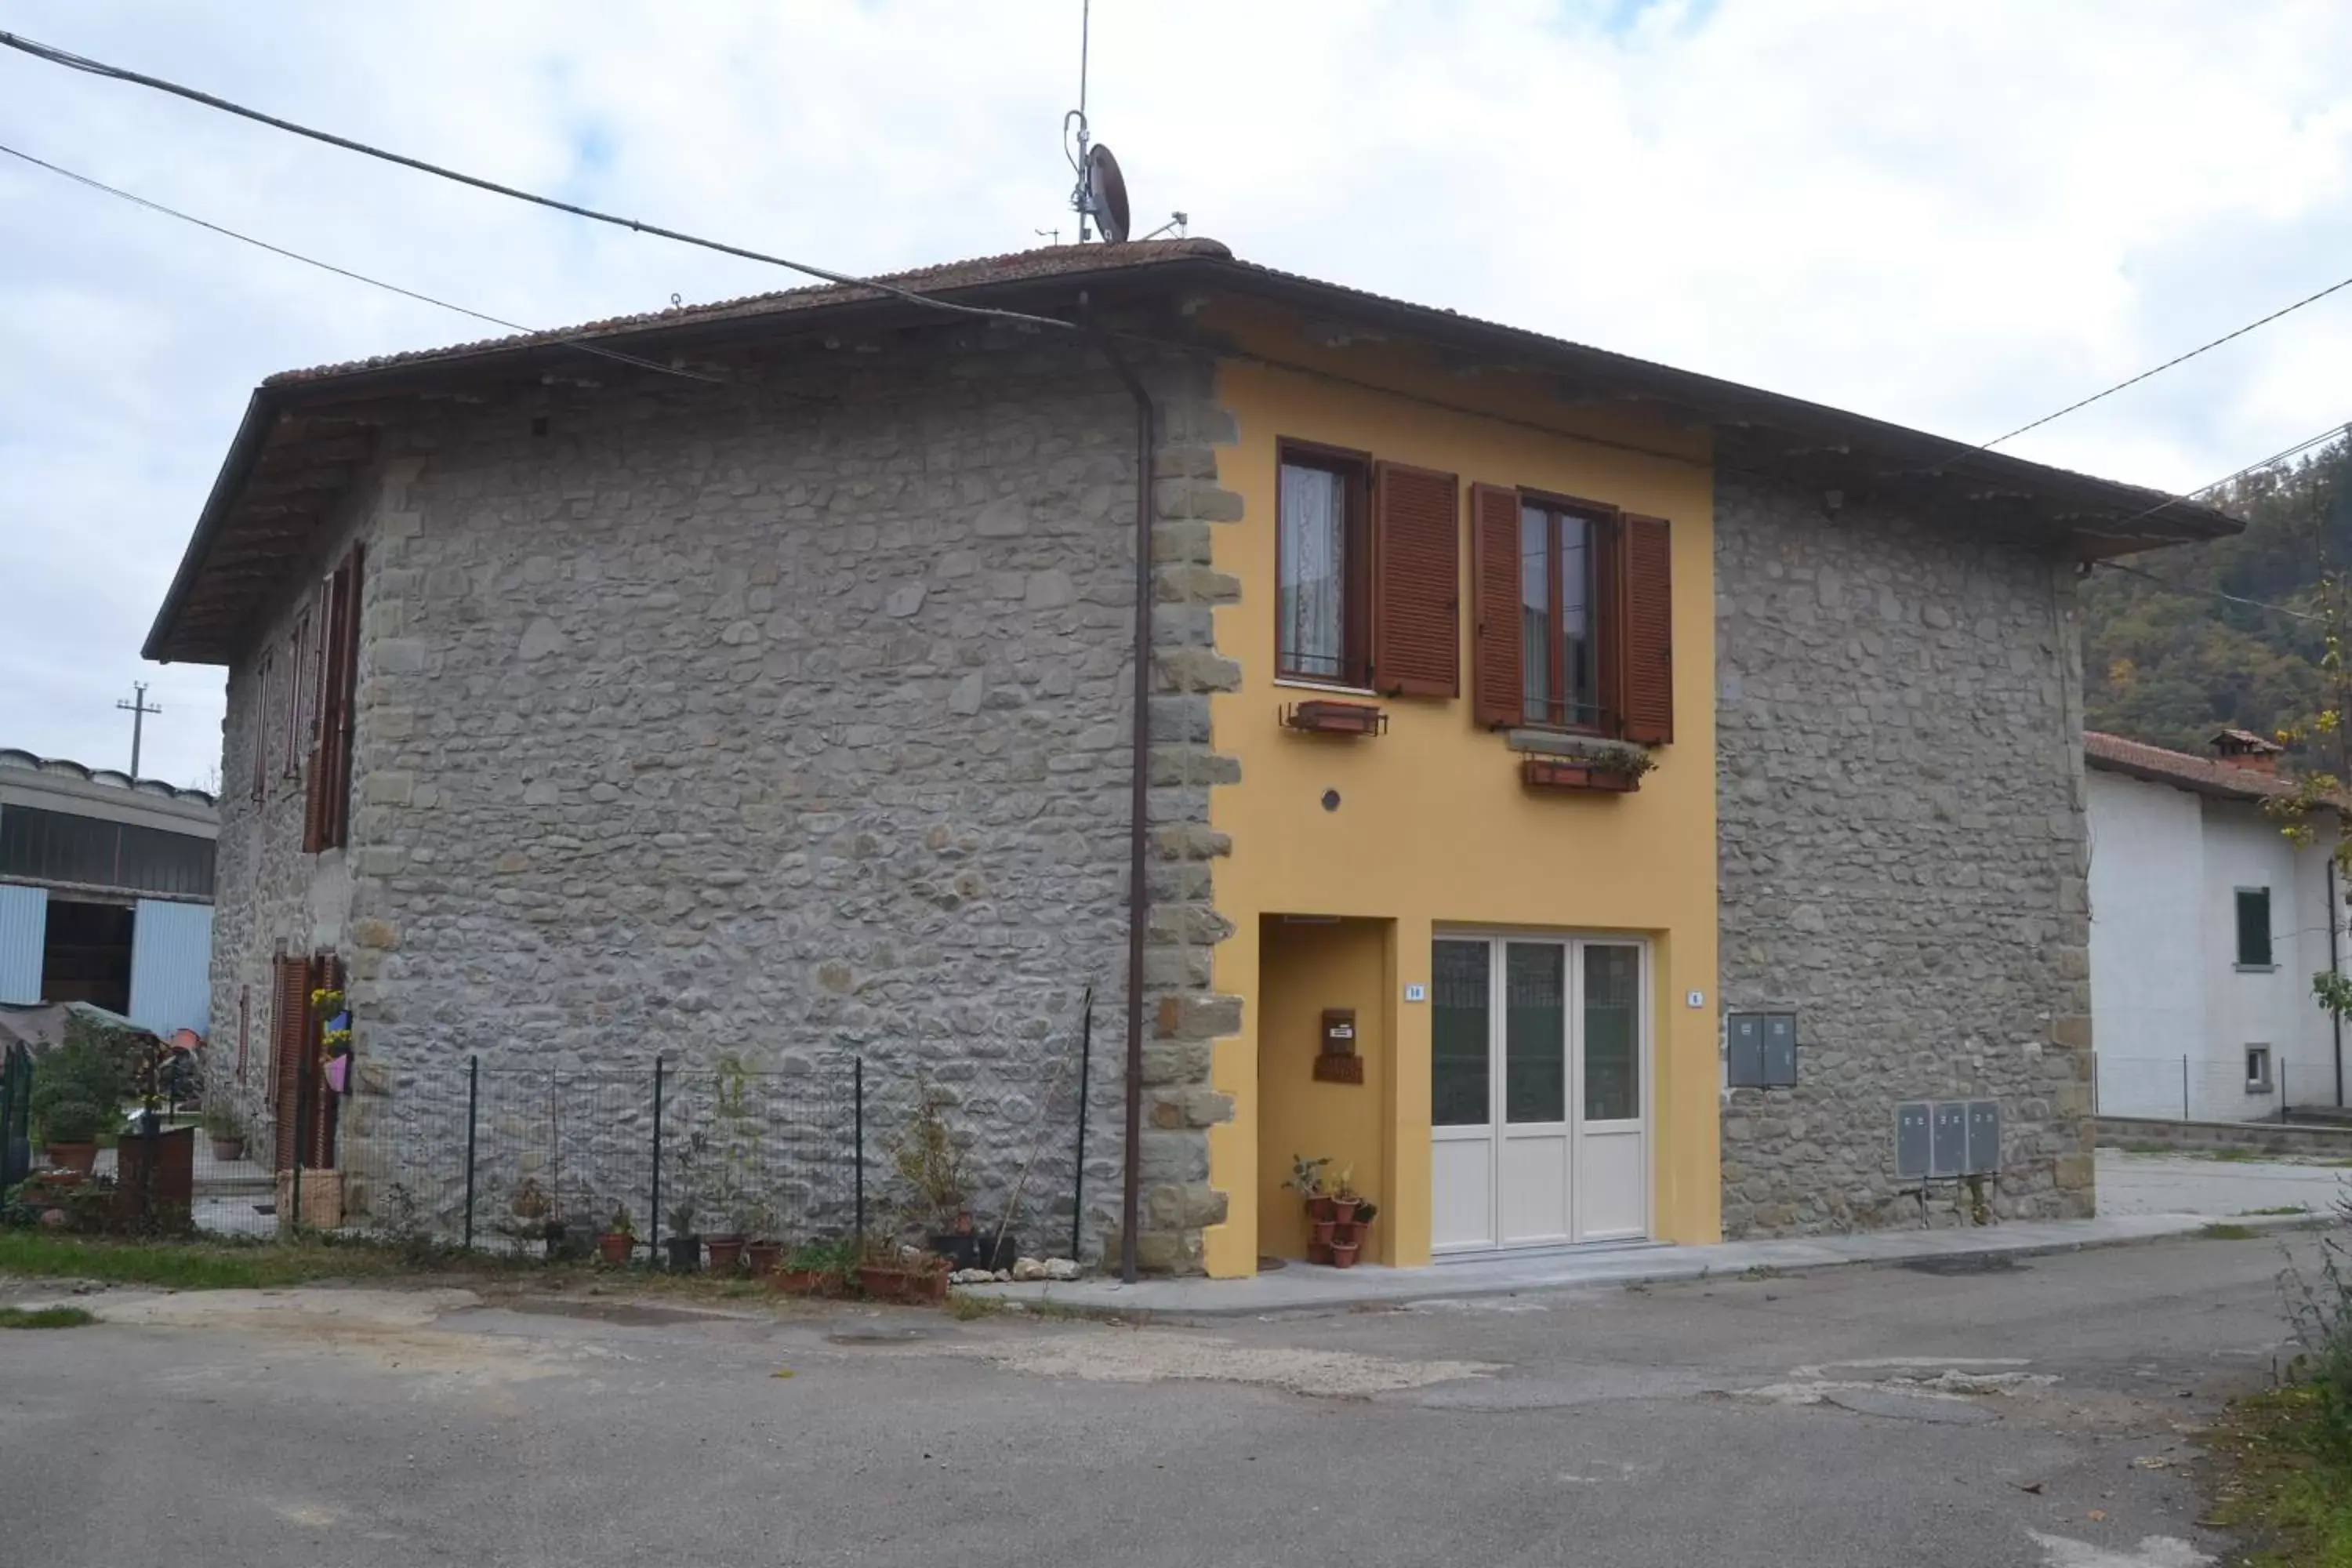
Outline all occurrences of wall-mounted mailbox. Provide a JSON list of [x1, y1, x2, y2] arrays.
[[1930, 1102, 1969, 1178], [1313, 1007, 1363, 1083], [1896, 1102, 1932, 1181], [1726, 1012, 1798, 1088], [1904, 1099, 2002, 1181], [1965, 1101, 2001, 1175]]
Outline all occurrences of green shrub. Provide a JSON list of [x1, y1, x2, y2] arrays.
[[2283, 1188, 2352, 1461], [41, 1098, 105, 1145], [31, 1032, 128, 1124]]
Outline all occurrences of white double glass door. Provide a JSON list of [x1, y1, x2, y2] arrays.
[[1431, 935, 1650, 1254]]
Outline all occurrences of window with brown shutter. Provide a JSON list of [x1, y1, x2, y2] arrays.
[[1370, 462, 1460, 698], [304, 545, 365, 853], [268, 953, 308, 1169], [269, 951, 340, 1171], [1470, 486, 1674, 746], [1470, 485, 1524, 728], [1618, 514, 1674, 745], [282, 605, 310, 779], [1275, 443, 1371, 686], [249, 651, 274, 805]]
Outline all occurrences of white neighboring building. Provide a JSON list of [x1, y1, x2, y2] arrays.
[[2087, 728, 2348, 1120]]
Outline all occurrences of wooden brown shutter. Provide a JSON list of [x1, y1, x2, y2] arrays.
[[304, 546, 364, 852], [1618, 514, 1674, 746], [249, 652, 273, 805], [1469, 484, 1523, 728], [1369, 462, 1461, 698], [269, 955, 309, 1170]]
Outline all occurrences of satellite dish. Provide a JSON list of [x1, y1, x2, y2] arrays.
[[1085, 143, 1131, 243]]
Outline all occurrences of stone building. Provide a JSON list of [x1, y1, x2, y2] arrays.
[[147, 240, 2237, 1272]]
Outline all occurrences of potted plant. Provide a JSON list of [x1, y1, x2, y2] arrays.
[[1284, 1154, 1334, 1261], [704, 1229, 746, 1274], [39, 1098, 103, 1174], [1329, 1167, 1362, 1227], [204, 1102, 247, 1163], [743, 1199, 786, 1276], [595, 1203, 636, 1266], [1331, 1199, 1378, 1269], [891, 1079, 978, 1263], [663, 1201, 702, 1272]]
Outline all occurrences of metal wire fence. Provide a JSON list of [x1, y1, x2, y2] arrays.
[[9, 1029, 1103, 1268], [2096, 1052, 2342, 1123]]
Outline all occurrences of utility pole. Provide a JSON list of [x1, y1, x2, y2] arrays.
[[116, 681, 161, 780]]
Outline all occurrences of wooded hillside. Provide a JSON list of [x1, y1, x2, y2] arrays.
[[2081, 439, 2350, 757]]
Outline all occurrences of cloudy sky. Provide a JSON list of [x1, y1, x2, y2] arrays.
[[5, 0, 2351, 789]]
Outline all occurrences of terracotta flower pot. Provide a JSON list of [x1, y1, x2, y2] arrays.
[[1330, 1221, 1362, 1249], [771, 1268, 825, 1295], [1311, 1219, 1337, 1247], [704, 1236, 746, 1273], [209, 1136, 245, 1163], [1306, 1240, 1333, 1265], [1330, 1198, 1361, 1225], [1306, 1196, 1337, 1224], [744, 1242, 784, 1276], [595, 1232, 634, 1266], [1330, 1242, 1360, 1269], [44, 1143, 97, 1175]]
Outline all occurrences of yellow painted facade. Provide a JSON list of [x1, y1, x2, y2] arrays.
[[1198, 301, 1722, 1278]]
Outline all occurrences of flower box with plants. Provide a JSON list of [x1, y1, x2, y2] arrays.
[[1284, 1154, 1378, 1267], [595, 1204, 636, 1267], [771, 1237, 855, 1296], [856, 1238, 952, 1303]]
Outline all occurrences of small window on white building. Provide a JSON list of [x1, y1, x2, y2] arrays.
[[2235, 888, 2274, 969], [2245, 1044, 2274, 1094]]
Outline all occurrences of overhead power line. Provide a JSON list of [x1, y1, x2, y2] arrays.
[[0, 140, 724, 385], [1976, 270, 2352, 453], [0, 28, 1080, 335], [2090, 559, 2320, 622], [2100, 418, 2352, 535]]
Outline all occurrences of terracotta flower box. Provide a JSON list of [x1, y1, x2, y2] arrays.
[[858, 1261, 951, 1303], [1282, 700, 1387, 737], [1520, 757, 1641, 793]]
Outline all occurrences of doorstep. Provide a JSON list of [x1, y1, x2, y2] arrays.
[[968, 1211, 2321, 1319]]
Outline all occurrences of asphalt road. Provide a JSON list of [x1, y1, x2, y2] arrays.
[[0, 1233, 2321, 1568]]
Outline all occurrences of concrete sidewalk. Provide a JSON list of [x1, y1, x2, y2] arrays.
[[976, 1208, 2323, 1318]]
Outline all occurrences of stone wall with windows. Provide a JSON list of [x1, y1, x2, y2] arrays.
[[205, 323, 1240, 1269], [1713, 474, 2096, 1236]]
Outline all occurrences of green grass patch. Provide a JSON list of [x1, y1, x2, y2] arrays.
[[0, 1231, 435, 1290], [2209, 1387, 2352, 1566], [0, 1305, 97, 1329], [2198, 1222, 2263, 1240]]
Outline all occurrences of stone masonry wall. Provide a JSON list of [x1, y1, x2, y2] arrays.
[[205, 325, 1240, 1268], [1715, 473, 2096, 1236]]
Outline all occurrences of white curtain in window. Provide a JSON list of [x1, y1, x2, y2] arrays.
[[1279, 465, 1345, 676]]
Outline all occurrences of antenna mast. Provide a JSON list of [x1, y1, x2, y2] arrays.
[[1065, 0, 1094, 241]]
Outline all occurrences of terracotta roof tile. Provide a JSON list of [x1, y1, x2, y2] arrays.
[[2084, 730, 2303, 803], [263, 238, 1234, 386]]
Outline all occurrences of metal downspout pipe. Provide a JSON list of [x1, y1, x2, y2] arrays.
[[1083, 295, 1154, 1283]]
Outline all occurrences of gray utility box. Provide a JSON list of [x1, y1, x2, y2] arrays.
[[1726, 1012, 1798, 1088], [1896, 1100, 2001, 1180]]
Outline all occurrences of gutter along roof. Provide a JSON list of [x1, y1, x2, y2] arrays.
[[146, 238, 2245, 665]]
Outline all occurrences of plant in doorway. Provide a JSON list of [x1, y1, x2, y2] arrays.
[[1286, 1155, 1338, 1261], [203, 1102, 247, 1163]]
